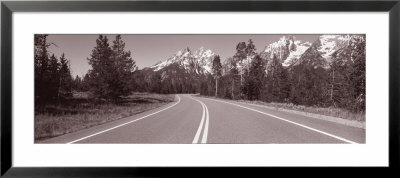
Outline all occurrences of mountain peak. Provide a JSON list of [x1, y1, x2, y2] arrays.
[[151, 47, 215, 74], [261, 34, 365, 68], [316, 34, 364, 63], [183, 47, 191, 52], [262, 35, 310, 66], [290, 34, 365, 68]]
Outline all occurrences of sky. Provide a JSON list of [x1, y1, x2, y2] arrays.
[[47, 34, 320, 77]]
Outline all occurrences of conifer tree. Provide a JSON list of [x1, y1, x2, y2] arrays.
[[212, 55, 222, 97], [244, 39, 257, 96], [72, 75, 82, 91], [48, 54, 60, 100], [264, 54, 283, 102], [228, 57, 240, 99], [233, 42, 247, 98], [111, 35, 137, 98], [34, 35, 50, 103], [246, 39, 257, 57], [246, 55, 265, 100], [87, 35, 136, 100], [87, 35, 114, 99], [350, 38, 366, 111], [59, 53, 72, 98]]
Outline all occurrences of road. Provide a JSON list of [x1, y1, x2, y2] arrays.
[[40, 94, 365, 144]]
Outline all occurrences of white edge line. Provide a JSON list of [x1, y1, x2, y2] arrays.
[[192, 100, 205, 144], [202, 97, 358, 144], [67, 95, 181, 144], [201, 103, 209, 144], [239, 101, 365, 129]]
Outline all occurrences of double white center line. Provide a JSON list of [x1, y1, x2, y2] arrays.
[[191, 97, 210, 144]]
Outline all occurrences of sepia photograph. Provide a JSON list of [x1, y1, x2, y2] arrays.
[[34, 34, 366, 144], [2, 0, 397, 175]]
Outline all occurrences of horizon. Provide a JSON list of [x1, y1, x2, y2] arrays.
[[47, 34, 321, 77]]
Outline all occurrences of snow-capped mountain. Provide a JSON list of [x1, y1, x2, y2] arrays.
[[293, 34, 365, 67], [150, 35, 365, 76], [261, 36, 312, 67], [292, 41, 328, 68], [261, 34, 365, 68], [151, 47, 215, 74], [193, 47, 215, 74]]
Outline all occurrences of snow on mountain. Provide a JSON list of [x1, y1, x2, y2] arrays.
[[293, 42, 328, 68], [262, 36, 311, 66], [316, 35, 353, 62], [151, 48, 190, 71], [151, 47, 215, 74], [193, 47, 215, 73], [283, 40, 312, 66], [262, 34, 365, 68], [290, 34, 365, 68], [263, 36, 292, 62], [151, 35, 365, 75]]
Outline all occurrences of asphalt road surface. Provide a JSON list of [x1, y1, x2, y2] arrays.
[[40, 94, 365, 144]]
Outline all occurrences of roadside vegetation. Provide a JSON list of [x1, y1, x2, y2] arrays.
[[198, 95, 364, 122], [237, 99, 365, 122], [35, 92, 175, 142]]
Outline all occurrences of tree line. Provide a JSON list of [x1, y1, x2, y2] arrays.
[[35, 34, 137, 104], [36, 34, 365, 113], [35, 35, 73, 105], [202, 38, 365, 112]]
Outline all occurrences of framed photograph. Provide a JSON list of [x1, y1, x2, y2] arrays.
[[2, 0, 399, 177]]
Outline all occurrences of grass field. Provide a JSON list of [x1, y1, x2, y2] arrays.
[[34, 92, 176, 142]]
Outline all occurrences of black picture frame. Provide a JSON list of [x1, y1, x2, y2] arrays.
[[1, 0, 399, 177]]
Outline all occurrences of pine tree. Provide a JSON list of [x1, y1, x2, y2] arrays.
[[328, 57, 351, 108], [233, 42, 247, 98], [264, 54, 283, 102], [87, 35, 113, 99], [278, 67, 290, 102], [350, 37, 366, 111], [87, 35, 136, 100], [82, 73, 91, 91], [289, 62, 329, 107], [246, 55, 265, 100], [58, 53, 72, 99], [72, 75, 82, 91], [327, 44, 362, 110], [34, 35, 50, 103], [212, 55, 222, 97], [110, 35, 137, 98], [246, 39, 257, 57], [150, 73, 162, 93], [228, 57, 240, 99], [33, 36, 71, 103], [48, 54, 60, 100], [244, 39, 257, 97]]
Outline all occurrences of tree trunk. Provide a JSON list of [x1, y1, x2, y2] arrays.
[[215, 77, 218, 97], [240, 69, 243, 98], [57, 75, 62, 104], [330, 69, 334, 101], [232, 79, 234, 99]]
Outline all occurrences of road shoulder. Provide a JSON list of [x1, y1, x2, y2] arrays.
[[194, 95, 365, 129]]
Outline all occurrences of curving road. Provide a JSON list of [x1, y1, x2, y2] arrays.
[[40, 94, 365, 144]]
